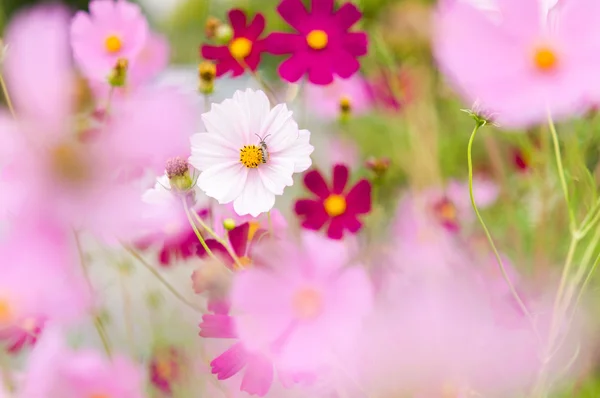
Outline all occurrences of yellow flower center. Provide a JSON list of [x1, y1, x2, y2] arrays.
[[50, 142, 89, 184], [437, 202, 457, 222], [239, 145, 264, 168], [306, 30, 328, 50], [339, 96, 352, 114], [156, 357, 173, 380], [533, 46, 557, 71], [292, 287, 323, 319], [90, 394, 110, 398], [104, 35, 122, 53], [229, 37, 253, 59], [0, 299, 13, 325], [324, 194, 347, 217]]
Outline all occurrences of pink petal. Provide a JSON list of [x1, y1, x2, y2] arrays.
[[332, 164, 349, 195], [332, 50, 361, 79], [278, 53, 310, 83], [335, 3, 363, 30], [311, 0, 334, 16], [199, 314, 238, 338], [4, 5, 71, 134], [326, 217, 345, 240], [277, 0, 310, 32], [211, 342, 248, 380], [343, 32, 368, 57], [240, 353, 274, 397], [229, 9, 248, 34], [246, 14, 266, 40], [308, 54, 335, 85], [346, 179, 372, 214], [303, 169, 330, 199], [265, 33, 305, 55], [201, 44, 230, 60], [295, 199, 329, 231], [228, 223, 250, 258]]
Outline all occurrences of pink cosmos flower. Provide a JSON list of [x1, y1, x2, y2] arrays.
[[0, 221, 89, 353], [201, 9, 267, 77], [434, 0, 600, 127], [265, 0, 368, 85], [295, 164, 371, 240], [199, 300, 275, 396], [230, 232, 373, 373], [0, 5, 195, 241], [303, 75, 371, 118], [149, 347, 187, 394], [71, 0, 149, 81], [20, 329, 145, 398]]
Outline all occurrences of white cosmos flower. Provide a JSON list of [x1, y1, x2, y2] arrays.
[[189, 89, 314, 217]]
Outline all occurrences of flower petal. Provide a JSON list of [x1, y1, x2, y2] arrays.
[[228, 9, 248, 33], [275, 129, 313, 173], [189, 133, 240, 171], [308, 54, 335, 85], [265, 33, 305, 55], [303, 169, 330, 199], [241, 354, 274, 397], [332, 50, 361, 79], [198, 161, 248, 204], [346, 179, 372, 215], [277, 0, 310, 32], [199, 314, 238, 338], [258, 158, 295, 195], [343, 32, 368, 57], [335, 3, 363, 30], [246, 13, 266, 40], [202, 99, 249, 143], [326, 216, 346, 240], [233, 89, 271, 144], [332, 164, 349, 195], [311, 0, 334, 16], [201, 44, 230, 60], [260, 103, 297, 153], [279, 53, 311, 83], [233, 172, 276, 217], [211, 342, 248, 380], [295, 199, 329, 231], [229, 223, 250, 258]]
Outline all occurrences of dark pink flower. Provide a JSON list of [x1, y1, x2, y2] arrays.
[[200, 222, 269, 270], [0, 316, 45, 354], [149, 347, 186, 394], [265, 0, 368, 85], [201, 9, 266, 77], [295, 164, 371, 240]]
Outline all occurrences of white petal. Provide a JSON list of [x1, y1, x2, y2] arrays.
[[201, 99, 248, 144], [198, 161, 248, 204], [234, 89, 271, 141], [260, 104, 298, 153], [233, 172, 276, 217], [258, 158, 295, 195], [275, 129, 314, 173], [189, 133, 239, 171]]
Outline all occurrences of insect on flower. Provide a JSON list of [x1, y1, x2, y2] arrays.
[[254, 133, 271, 164]]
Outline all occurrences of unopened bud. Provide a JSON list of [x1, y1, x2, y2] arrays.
[[366, 156, 391, 177], [223, 218, 236, 231], [215, 24, 234, 45], [108, 58, 129, 87], [198, 61, 217, 94], [205, 17, 221, 40], [339, 96, 352, 123], [165, 157, 194, 192]]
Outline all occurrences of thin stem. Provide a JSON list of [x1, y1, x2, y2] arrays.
[[547, 112, 576, 233], [0, 73, 15, 118], [268, 211, 274, 237], [467, 124, 540, 339], [190, 208, 243, 270], [182, 198, 220, 264], [122, 244, 204, 313], [0, 350, 14, 393], [73, 230, 113, 356]]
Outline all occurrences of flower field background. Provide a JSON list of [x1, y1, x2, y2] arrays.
[[1, 0, 600, 397]]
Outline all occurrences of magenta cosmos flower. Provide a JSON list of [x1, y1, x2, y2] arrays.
[[295, 164, 371, 240], [434, 0, 600, 127], [265, 0, 368, 85], [71, 0, 149, 81], [201, 9, 267, 77]]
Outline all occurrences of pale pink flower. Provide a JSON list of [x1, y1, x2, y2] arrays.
[[20, 329, 144, 398], [434, 0, 600, 127], [230, 232, 373, 373], [189, 89, 314, 217], [70, 0, 149, 81], [303, 76, 371, 119]]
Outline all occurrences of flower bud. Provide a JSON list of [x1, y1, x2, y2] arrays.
[[205, 17, 221, 40], [108, 58, 129, 87], [339, 96, 352, 123], [165, 157, 194, 192], [223, 218, 236, 231], [215, 24, 234, 45], [198, 61, 217, 95], [365, 156, 391, 177]]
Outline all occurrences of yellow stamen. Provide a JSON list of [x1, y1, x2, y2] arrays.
[[438, 202, 457, 222], [533, 46, 557, 71], [104, 35, 122, 53], [156, 357, 173, 380], [239, 256, 252, 267], [229, 37, 252, 59], [323, 194, 347, 217], [292, 288, 323, 319], [239, 145, 263, 168], [306, 30, 328, 50], [247, 221, 260, 241]]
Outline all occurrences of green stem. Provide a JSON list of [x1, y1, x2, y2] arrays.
[[467, 124, 539, 339], [122, 244, 204, 313], [73, 230, 113, 357], [0, 73, 15, 119], [190, 208, 242, 270], [547, 112, 576, 233]]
